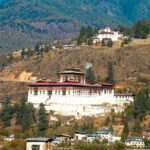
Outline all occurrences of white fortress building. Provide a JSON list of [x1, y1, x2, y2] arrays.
[[93, 27, 123, 43], [27, 68, 133, 116]]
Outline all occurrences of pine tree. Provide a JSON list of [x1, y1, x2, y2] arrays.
[[16, 99, 35, 131], [132, 120, 142, 134], [104, 116, 111, 126], [77, 26, 93, 45], [121, 120, 129, 141], [134, 89, 150, 120], [107, 39, 113, 47], [34, 42, 40, 54], [101, 39, 106, 46], [0, 98, 13, 127], [38, 103, 49, 134], [105, 62, 115, 84], [21, 48, 26, 58], [112, 116, 115, 125], [85, 67, 96, 84], [109, 124, 114, 132]]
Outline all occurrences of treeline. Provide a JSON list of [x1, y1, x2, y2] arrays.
[[77, 19, 150, 46], [85, 62, 115, 84], [77, 26, 95, 45], [121, 88, 150, 140], [118, 20, 150, 39], [0, 99, 49, 138], [75, 141, 126, 150]]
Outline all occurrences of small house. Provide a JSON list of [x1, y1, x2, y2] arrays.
[[95, 128, 113, 141], [4, 134, 15, 141], [56, 134, 72, 142], [26, 137, 53, 150], [125, 136, 145, 148], [74, 132, 87, 141]]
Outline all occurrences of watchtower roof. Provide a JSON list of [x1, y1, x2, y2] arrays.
[[60, 68, 85, 75]]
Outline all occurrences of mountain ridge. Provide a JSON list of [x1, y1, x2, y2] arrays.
[[0, 0, 150, 54]]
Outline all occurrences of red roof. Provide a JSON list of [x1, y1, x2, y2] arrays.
[[99, 31, 113, 34], [29, 81, 101, 88], [96, 82, 115, 86], [114, 93, 133, 96]]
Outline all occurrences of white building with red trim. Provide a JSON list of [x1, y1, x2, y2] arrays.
[[27, 68, 133, 116], [93, 27, 123, 43]]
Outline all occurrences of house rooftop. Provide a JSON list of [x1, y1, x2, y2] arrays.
[[125, 136, 143, 142], [26, 137, 53, 142], [60, 68, 85, 75], [96, 128, 112, 133]]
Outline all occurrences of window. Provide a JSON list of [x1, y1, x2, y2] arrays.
[[34, 91, 38, 96], [32, 145, 40, 150], [68, 91, 70, 95], [62, 89, 66, 95], [48, 91, 52, 95]]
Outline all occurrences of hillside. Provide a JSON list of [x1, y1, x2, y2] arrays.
[[0, 0, 150, 54], [0, 40, 150, 101]]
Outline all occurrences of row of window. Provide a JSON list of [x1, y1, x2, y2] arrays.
[[30, 90, 112, 96]]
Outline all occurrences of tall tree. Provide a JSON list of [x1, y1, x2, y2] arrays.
[[105, 62, 115, 84], [0, 98, 13, 127], [134, 89, 150, 120], [85, 67, 96, 84], [121, 120, 129, 141], [104, 116, 111, 126], [132, 120, 142, 135], [107, 39, 113, 47], [77, 26, 93, 45], [38, 103, 49, 134]]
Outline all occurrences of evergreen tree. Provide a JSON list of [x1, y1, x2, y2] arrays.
[[21, 48, 26, 58], [109, 124, 114, 132], [15, 98, 36, 131], [104, 116, 111, 126], [132, 120, 142, 134], [105, 62, 115, 84], [101, 39, 106, 46], [111, 116, 115, 124], [134, 89, 150, 120], [38, 103, 49, 134], [85, 67, 96, 84], [77, 26, 93, 45], [0, 99, 13, 127], [121, 120, 129, 141], [107, 39, 113, 47], [34, 42, 40, 54], [133, 20, 150, 39]]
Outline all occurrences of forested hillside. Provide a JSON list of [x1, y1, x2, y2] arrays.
[[0, 0, 150, 54]]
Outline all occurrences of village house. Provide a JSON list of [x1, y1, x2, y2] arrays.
[[74, 132, 88, 141], [63, 44, 74, 49], [93, 27, 123, 44], [74, 128, 120, 143], [55, 134, 72, 143], [125, 136, 145, 148], [4, 134, 15, 142], [92, 128, 113, 142], [26, 137, 53, 150]]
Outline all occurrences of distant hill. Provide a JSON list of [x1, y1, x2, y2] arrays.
[[0, 0, 150, 54]]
